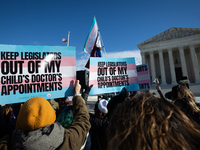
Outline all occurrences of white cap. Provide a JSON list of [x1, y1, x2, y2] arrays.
[[98, 99, 108, 113]]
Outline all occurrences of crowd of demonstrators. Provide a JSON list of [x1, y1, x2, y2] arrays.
[[1, 77, 200, 150], [0, 80, 91, 150]]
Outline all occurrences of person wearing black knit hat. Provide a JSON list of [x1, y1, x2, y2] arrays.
[[107, 87, 130, 120]]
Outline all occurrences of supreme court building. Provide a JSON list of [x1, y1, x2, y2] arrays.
[[137, 28, 200, 85]]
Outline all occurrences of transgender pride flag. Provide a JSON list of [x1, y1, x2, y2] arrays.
[[83, 16, 99, 54], [89, 57, 140, 95], [0, 44, 76, 105]]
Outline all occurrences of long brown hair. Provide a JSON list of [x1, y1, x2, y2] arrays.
[[107, 93, 200, 150], [172, 85, 195, 101]]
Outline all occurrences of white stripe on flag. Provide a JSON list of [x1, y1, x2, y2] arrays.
[[0, 66, 76, 78], [137, 74, 150, 81], [83, 17, 98, 54]]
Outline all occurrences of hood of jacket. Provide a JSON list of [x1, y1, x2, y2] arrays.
[[11, 122, 64, 150]]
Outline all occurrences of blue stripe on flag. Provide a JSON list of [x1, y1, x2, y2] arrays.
[[90, 57, 136, 65], [0, 87, 73, 105], [88, 17, 97, 36], [0, 44, 76, 57]]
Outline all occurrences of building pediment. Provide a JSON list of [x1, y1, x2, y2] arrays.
[[138, 28, 200, 47]]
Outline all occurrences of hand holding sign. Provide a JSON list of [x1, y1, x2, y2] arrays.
[[73, 80, 81, 95]]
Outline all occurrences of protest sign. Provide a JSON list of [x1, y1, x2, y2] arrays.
[[0, 44, 76, 104], [136, 64, 150, 90], [89, 57, 140, 95]]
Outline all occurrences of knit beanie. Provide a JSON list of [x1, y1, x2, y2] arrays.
[[16, 97, 56, 131], [98, 99, 108, 113]]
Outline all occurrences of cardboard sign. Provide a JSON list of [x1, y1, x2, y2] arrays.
[[89, 57, 140, 95], [0, 44, 76, 104], [136, 64, 150, 90]]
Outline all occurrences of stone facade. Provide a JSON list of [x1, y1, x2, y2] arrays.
[[137, 28, 200, 84]]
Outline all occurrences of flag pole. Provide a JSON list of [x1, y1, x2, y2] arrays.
[[99, 31, 107, 57], [67, 31, 70, 46]]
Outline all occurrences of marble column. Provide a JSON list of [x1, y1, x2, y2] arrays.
[[189, 45, 200, 83], [179, 46, 188, 78], [141, 52, 146, 64], [168, 48, 177, 84], [158, 50, 166, 84], [150, 51, 156, 82]]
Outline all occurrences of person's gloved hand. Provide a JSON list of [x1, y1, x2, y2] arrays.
[[119, 87, 129, 99], [85, 85, 93, 94], [81, 85, 93, 102]]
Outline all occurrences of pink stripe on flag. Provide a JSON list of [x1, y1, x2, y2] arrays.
[[138, 79, 150, 84], [85, 25, 98, 54], [127, 64, 136, 70], [89, 80, 99, 87], [90, 65, 97, 72], [60, 76, 76, 87], [129, 76, 138, 83], [60, 57, 76, 66], [137, 70, 149, 76], [90, 64, 136, 72]]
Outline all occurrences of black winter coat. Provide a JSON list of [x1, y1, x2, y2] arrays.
[[89, 113, 108, 150]]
